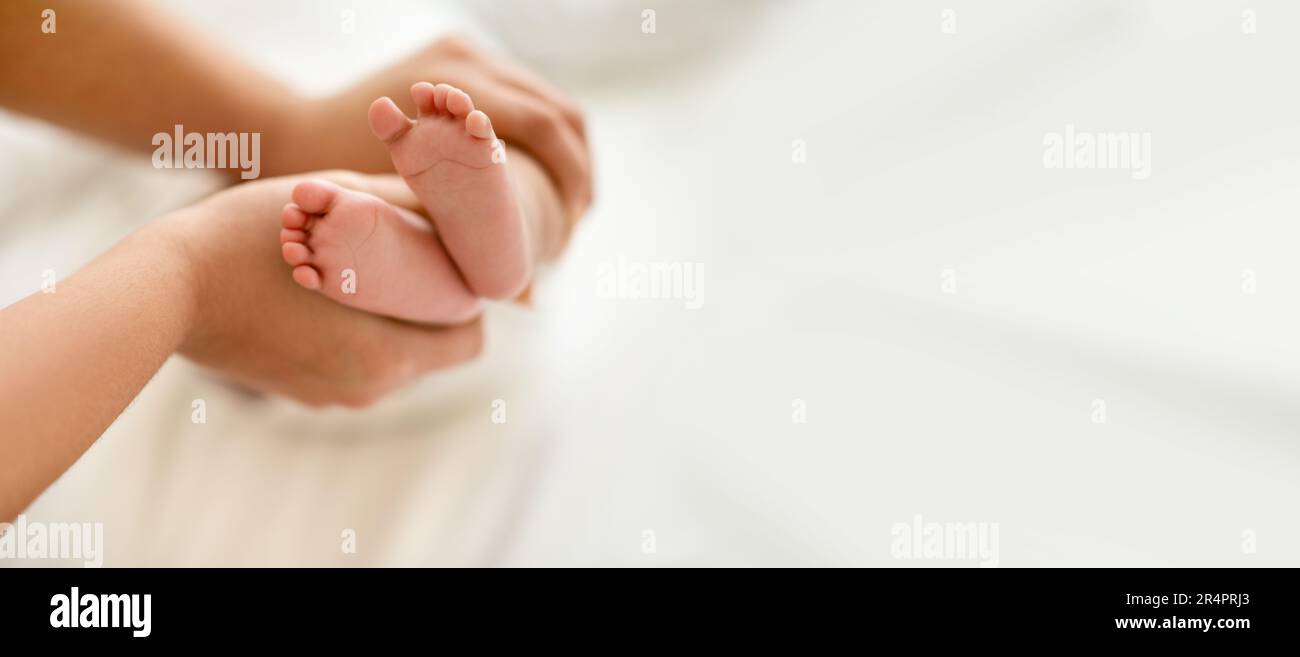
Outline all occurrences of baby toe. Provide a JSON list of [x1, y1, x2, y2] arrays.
[[292, 265, 322, 290], [281, 241, 312, 266], [445, 87, 474, 117], [466, 110, 494, 139], [291, 180, 342, 215], [367, 96, 414, 143]]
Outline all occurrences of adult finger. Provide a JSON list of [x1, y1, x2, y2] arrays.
[[434, 34, 587, 140], [485, 89, 592, 217], [483, 58, 588, 141]]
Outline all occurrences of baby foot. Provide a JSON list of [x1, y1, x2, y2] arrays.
[[368, 83, 530, 299], [280, 179, 482, 324]]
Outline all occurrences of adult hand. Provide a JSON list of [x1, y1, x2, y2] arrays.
[[165, 171, 483, 408], [0, 171, 477, 517], [279, 36, 593, 224]]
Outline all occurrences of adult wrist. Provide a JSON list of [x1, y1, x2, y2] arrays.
[[130, 212, 206, 352]]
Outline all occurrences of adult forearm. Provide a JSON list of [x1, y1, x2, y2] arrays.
[[0, 0, 299, 180], [0, 222, 196, 520]]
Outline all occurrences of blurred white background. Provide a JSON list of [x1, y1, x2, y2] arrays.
[[2, 0, 1298, 566]]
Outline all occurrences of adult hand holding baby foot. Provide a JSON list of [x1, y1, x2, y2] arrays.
[[0, 1, 591, 518], [0, 172, 485, 519], [173, 173, 487, 408]]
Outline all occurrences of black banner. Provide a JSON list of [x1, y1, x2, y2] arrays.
[[0, 567, 1290, 645]]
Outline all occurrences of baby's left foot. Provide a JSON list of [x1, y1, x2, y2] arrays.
[[279, 180, 482, 324]]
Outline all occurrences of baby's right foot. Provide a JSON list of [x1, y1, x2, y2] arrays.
[[368, 83, 530, 299]]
